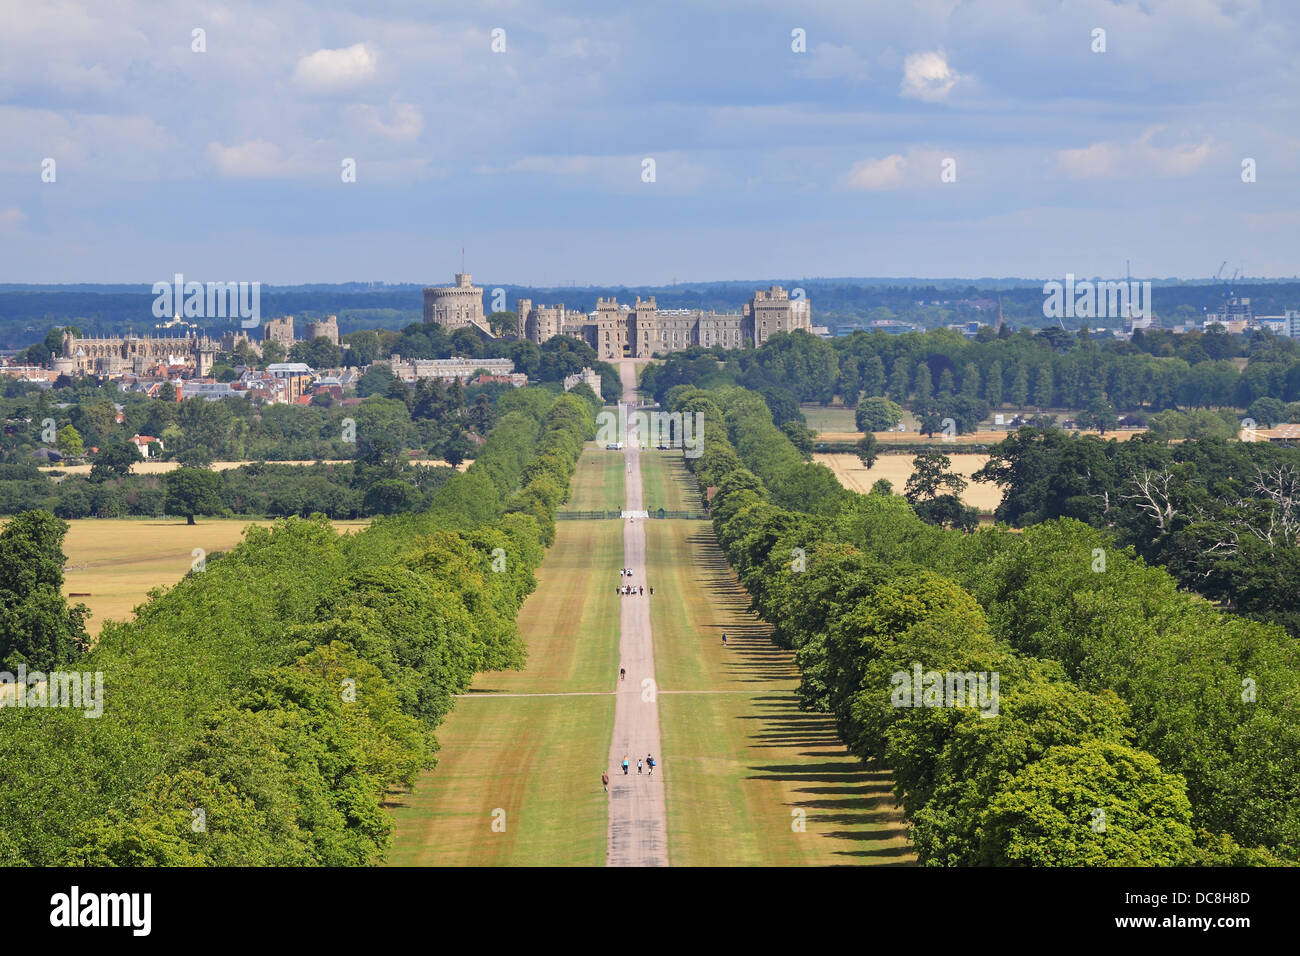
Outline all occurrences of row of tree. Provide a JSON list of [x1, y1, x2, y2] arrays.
[[643, 325, 1300, 418], [0, 386, 598, 864], [974, 427, 1300, 637], [666, 383, 1297, 864]]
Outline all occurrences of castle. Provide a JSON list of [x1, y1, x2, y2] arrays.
[[263, 315, 340, 347], [424, 271, 811, 359], [55, 313, 342, 378], [55, 329, 248, 377]]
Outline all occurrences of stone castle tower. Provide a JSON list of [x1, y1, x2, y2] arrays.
[[303, 314, 339, 345], [263, 315, 294, 346], [424, 273, 488, 333]]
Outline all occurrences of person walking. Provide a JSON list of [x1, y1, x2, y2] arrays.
[[622, 755, 630, 775], [637, 758, 644, 774], [649, 586, 653, 596], [639, 585, 644, 596], [646, 754, 655, 776], [619, 667, 626, 681], [722, 632, 728, 646], [602, 771, 609, 792]]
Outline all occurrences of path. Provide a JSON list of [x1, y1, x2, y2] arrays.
[[606, 360, 669, 867]]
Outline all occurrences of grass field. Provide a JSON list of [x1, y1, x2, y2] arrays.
[[640, 448, 913, 864], [799, 404, 858, 434], [645, 518, 913, 865], [384, 516, 623, 865], [560, 443, 626, 512], [815, 452, 1003, 512], [638, 449, 701, 512], [42, 517, 371, 635]]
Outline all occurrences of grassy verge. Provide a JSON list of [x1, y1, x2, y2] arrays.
[[385, 515, 623, 864]]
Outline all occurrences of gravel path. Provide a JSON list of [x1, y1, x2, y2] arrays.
[[606, 361, 669, 867]]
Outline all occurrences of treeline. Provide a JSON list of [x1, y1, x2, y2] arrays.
[[0, 386, 598, 864], [975, 428, 1300, 637], [644, 325, 1300, 423], [0, 460, 459, 520], [666, 383, 1299, 865], [1, 374, 512, 468]]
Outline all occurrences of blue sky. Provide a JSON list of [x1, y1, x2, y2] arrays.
[[1, 0, 1297, 285]]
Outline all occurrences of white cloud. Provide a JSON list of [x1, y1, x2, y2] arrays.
[[0, 207, 26, 230], [900, 51, 962, 102], [847, 154, 908, 190], [348, 101, 423, 141], [207, 140, 290, 178], [291, 43, 377, 93], [1057, 128, 1212, 179]]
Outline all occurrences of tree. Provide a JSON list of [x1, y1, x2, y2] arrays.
[[89, 440, 142, 482], [986, 360, 1004, 407], [888, 356, 911, 401], [1247, 396, 1287, 428], [913, 361, 934, 403], [905, 451, 967, 503], [362, 479, 421, 515], [855, 433, 879, 469], [781, 420, 816, 458], [0, 510, 90, 670], [260, 340, 287, 365], [1009, 363, 1030, 408], [163, 467, 224, 525], [980, 741, 1195, 866], [487, 311, 519, 337], [855, 396, 904, 432], [56, 425, 84, 460], [918, 408, 943, 438], [860, 354, 886, 398], [1080, 398, 1119, 435], [343, 330, 381, 367], [158, 381, 177, 403]]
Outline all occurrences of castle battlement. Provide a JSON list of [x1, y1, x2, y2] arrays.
[[428, 270, 813, 361]]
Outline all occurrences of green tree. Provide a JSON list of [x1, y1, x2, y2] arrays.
[[855, 433, 879, 469], [0, 511, 90, 670], [163, 467, 224, 525], [260, 340, 287, 365], [905, 451, 967, 502], [855, 396, 904, 432], [1009, 363, 1030, 408], [913, 361, 934, 403], [89, 440, 142, 482], [860, 354, 886, 398], [980, 741, 1195, 866], [56, 425, 84, 459], [986, 360, 1004, 407], [888, 356, 911, 401]]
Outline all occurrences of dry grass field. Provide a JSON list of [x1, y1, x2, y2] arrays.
[[42, 458, 465, 477], [37, 517, 370, 635], [815, 452, 1004, 512]]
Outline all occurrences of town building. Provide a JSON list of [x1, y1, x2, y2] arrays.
[[383, 355, 526, 387]]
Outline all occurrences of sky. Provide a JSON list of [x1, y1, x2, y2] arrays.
[[1, 0, 1297, 286]]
